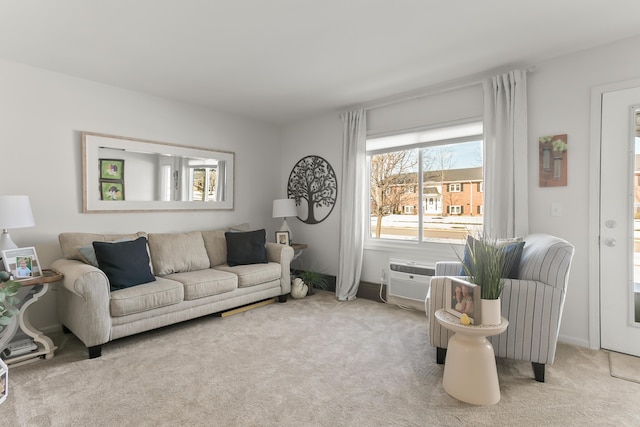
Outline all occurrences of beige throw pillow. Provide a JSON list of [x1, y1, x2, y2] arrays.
[[148, 231, 210, 276]]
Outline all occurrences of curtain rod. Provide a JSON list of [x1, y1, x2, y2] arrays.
[[359, 66, 536, 113]]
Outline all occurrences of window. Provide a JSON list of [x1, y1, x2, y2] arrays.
[[367, 121, 483, 243], [448, 205, 462, 215]]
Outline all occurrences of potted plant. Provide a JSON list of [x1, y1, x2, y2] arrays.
[[0, 275, 21, 332], [460, 234, 523, 325], [297, 270, 328, 296]]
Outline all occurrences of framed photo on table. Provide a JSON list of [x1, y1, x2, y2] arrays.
[[275, 231, 290, 246], [445, 277, 480, 324], [2, 246, 42, 281]]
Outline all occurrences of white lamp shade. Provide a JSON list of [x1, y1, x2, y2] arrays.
[[272, 198, 297, 218], [0, 195, 35, 229]]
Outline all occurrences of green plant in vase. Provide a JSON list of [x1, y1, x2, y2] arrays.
[[298, 270, 328, 296], [460, 233, 523, 324]]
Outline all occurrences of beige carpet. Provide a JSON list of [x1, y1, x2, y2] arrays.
[[609, 351, 640, 384], [1, 291, 639, 426]]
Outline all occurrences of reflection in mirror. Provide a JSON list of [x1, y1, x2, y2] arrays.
[[82, 132, 234, 212]]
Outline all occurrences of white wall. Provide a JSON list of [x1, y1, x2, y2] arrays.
[[0, 59, 283, 330], [281, 34, 640, 348]]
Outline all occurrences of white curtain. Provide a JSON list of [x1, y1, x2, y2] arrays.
[[336, 109, 367, 301], [483, 70, 529, 238]]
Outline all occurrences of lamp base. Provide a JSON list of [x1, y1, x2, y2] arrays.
[[279, 219, 293, 242], [0, 230, 18, 252]]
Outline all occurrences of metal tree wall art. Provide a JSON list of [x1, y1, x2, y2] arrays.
[[287, 155, 338, 224]]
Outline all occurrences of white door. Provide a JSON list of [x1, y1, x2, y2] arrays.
[[600, 86, 640, 356]]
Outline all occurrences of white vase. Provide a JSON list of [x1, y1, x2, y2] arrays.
[[290, 278, 308, 299], [480, 298, 502, 325]]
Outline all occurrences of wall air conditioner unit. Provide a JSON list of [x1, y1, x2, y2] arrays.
[[388, 259, 434, 304]]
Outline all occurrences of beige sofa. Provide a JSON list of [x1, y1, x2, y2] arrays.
[[50, 225, 294, 358]]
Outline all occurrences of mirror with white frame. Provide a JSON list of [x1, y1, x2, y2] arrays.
[[82, 132, 234, 212]]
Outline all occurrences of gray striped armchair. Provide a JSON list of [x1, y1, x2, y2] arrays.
[[428, 233, 575, 382]]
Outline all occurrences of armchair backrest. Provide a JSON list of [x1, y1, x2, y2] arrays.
[[518, 233, 575, 291]]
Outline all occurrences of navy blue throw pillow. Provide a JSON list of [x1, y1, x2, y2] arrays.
[[225, 229, 268, 267], [459, 235, 525, 279], [93, 236, 156, 291]]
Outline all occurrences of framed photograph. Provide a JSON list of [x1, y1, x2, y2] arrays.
[[275, 231, 290, 246], [99, 158, 124, 181], [445, 277, 481, 324], [2, 246, 42, 281], [100, 181, 125, 201]]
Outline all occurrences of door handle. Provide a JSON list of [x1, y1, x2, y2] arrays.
[[604, 238, 617, 247]]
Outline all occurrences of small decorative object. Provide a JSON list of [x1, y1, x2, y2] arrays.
[[445, 277, 480, 324], [290, 277, 308, 299], [287, 155, 338, 224], [298, 269, 328, 296], [460, 313, 471, 326], [2, 247, 42, 281], [539, 134, 568, 187], [459, 234, 523, 325], [275, 231, 290, 246]]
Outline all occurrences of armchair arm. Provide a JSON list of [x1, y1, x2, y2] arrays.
[[435, 261, 462, 276], [265, 243, 294, 294]]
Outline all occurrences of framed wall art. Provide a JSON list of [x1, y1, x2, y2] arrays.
[[539, 134, 568, 187], [287, 155, 338, 224], [99, 159, 124, 181]]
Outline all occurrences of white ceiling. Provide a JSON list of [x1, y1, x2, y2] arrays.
[[2, 1, 640, 125]]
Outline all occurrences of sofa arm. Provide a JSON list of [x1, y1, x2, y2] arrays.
[[428, 276, 456, 349], [265, 243, 294, 294], [50, 258, 112, 347]]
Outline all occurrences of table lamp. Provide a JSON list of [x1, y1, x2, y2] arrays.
[[272, 198, 297, 241], [0, 195, 35, 252]]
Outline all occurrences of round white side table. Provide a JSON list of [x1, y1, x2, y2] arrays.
[[434, 309, 508, 405]]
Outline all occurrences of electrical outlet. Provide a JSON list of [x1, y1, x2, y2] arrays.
[[551, 202, 562, 217]]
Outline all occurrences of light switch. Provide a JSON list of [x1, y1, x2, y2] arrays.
[[551, 202, 562, 217]]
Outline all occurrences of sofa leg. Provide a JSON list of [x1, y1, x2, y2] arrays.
[[278, 294, 288, 303], [62, 324, 71, 334], [436, 347, 447, 364], [88, 345, 102, 359], [532, 362, 545, 382]]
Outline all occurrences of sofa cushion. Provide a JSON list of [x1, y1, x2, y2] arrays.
[[225, 229, 268, 267], [215, 262, 281, 288], [59, 231, 147, 262], [110, 277, 184, 317], [165, 269, 237, 300], [148, 231, 210, 276], [93, 237, 156, 291]]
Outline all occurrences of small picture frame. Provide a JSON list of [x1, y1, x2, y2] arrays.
[[100, 158, 124, 180], [275, 231, 290, 246], [100, 181, 125, 201], [445, 277, 481, 324], [2, 246, 42, 281]]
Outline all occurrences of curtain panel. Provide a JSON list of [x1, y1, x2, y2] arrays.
[[336, 109, 367, 301], [483, 70, 529, 238]]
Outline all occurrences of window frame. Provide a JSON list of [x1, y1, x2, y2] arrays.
[[365, 118, 483, 249]]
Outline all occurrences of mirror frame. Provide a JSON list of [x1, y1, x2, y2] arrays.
[[82, 132, 234, 212]]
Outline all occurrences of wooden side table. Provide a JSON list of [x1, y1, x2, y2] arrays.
[[435, 309, 508, 405], [291, 243, 307, 262], [0, 269, 63, 365]]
